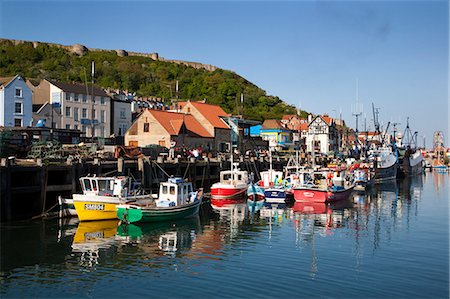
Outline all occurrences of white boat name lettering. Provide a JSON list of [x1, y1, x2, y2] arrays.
[[84, 204, 105, 210], [85, 231, 104, 239]]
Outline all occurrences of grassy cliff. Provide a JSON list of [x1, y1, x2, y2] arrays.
[[0, 39, 305, 121]]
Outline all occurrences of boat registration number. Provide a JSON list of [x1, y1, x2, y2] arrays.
[[84, 231, 104, 240], [84, 203, 105, 210]]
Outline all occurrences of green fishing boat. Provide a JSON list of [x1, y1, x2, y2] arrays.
[[117, 177, 203, 223]]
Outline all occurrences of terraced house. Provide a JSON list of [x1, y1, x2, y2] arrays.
[[0, 75, 33, 127], [30, 79, 111, 138]]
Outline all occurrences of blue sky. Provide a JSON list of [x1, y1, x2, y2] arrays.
[[1, 0, 448, 148]]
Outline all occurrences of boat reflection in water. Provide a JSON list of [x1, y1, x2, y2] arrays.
[[116, 216, 201, 258], [260, 202, 292, 240], [292, 199, 354, 278], [71, 220, 120, 270], [210, 200, 249, 241]]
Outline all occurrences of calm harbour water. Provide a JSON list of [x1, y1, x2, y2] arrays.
[[1, 172, 448, 298]]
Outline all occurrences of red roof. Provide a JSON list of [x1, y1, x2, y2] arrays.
[[149, 110, 212, 138], [179, 101, 230, 129], [299, 122, 308, 131], [282, 114, 296, 120], [321, 115, 334, 126]]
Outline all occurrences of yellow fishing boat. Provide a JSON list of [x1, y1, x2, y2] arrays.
[[72, 175, 154, 221]]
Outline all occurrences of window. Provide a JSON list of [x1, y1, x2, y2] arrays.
[[92, 109, 96, 119], [65, 106, 71, 117], [187, 107, 191, 113], [170, 186, 175, 195], [100, 97, 105, 105], [14, 102, 22, 114], [82, 94, 87, 103], [162, 186, 168, 194], [74, 107, 79, 121], [74, 125, 78, 130], [143, 123, 149, 132], [82, 108, 87, 118], [65, 93, 70, 101], [92, 96, 96, 104], [15, 88, 22, 97], [120, 109, 126, 119], [14, 118, 22, 127], [65, 124, 71, 129], [83, 179, 91, 191], [74, 94, 79, 102], [100, 110, 105, 123]]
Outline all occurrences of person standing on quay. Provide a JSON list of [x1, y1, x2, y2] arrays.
[[169, 139, 176, 159]]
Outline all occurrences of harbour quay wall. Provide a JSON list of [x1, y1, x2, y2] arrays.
[[0, 156, 285, 222]]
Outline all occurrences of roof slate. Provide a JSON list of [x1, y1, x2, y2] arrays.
[[47, 80, 109, 97]]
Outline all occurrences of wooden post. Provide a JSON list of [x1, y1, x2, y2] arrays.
[[40, 165, 48, 216], [1, 164, 12, 221], [118, 157, 124, 174]]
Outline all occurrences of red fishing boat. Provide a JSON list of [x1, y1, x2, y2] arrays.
[[293, 169, 354, 203], [210, 163, 249, 204]]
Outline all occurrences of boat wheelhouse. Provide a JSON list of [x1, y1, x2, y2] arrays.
[[72, 175, 152, 221], [211, 164, 249, 204]]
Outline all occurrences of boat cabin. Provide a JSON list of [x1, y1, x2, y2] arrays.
[[220, 170, 249, 185], [79, 176, 141, 197], [156, 177, 196, 207]]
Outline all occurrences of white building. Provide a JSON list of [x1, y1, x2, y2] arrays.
[[31, 79, 111, 137], [305, 114, 338, 154]]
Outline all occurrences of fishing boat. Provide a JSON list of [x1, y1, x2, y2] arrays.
[[116, 177, 203, 223], [210, 162, 249, 205], [261, 151, 302, 203], [350, 163, 373, 192], [72, 175, 152, 221], [398, 147, 424, 176], [293, 169, 355, 203], [369, 145, 399, 182], [397, 119, 423, 176], [247, 183, 265, 202]]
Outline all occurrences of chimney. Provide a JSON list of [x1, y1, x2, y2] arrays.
[[308, 114, 312, 123]]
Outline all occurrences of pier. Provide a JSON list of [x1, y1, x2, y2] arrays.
[[0, 155, 286, 222]]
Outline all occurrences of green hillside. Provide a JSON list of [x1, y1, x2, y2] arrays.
[[0, 39, 305, 121]]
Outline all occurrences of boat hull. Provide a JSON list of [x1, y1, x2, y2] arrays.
[[73, 194, 154, 221], [117, 200, 201, 223], [373, 162, 398, 182], [264, 188, 287, 203], [73, 194, 122, 221], [247, 184, 265, 201], [293, 186, 354, 203], [211, 185, 247, 201]]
